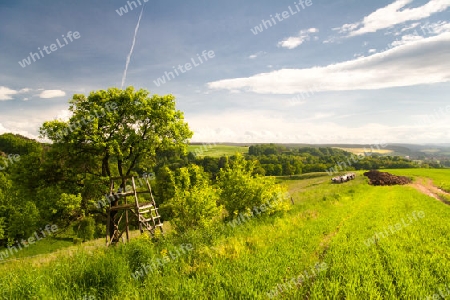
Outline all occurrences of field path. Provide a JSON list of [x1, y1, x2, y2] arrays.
[[409, 177, 450, 205]]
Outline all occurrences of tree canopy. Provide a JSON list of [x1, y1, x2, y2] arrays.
[[40, 87, 193, 179]]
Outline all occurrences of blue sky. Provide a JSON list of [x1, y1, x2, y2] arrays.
[[0, 0, 449, 144]]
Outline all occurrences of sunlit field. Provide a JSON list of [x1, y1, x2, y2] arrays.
[[1, 169, 449, 299]]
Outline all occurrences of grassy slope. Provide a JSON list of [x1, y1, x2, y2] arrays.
[[0, 169, 449, 299]]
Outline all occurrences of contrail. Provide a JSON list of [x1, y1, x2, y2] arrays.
[[121, 4, 145, 89]]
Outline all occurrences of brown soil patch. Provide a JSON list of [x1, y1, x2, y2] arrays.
[[363, 170, 412, 186], [410, 177, 450, 205]]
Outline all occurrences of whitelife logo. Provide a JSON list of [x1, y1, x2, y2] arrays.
[[116, 0, 149, 16], [0, 224, 59, 261], [18, 31, 81, 68], [250, 0, 313, 35], [364, 211, 425, 247], [153, 50, 215, 87]]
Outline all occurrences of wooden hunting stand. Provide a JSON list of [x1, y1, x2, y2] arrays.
[[106, 175, 163, 246]]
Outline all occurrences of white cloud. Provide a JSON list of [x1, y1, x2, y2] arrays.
[[208, 32, 450, 94], [0, 87, 34, 101], [249, 51, 265, 59], [277, 28, 319, 49], [187, 111, 449, 144], [286, 100, 306, 107], [0, 123, 8, 134], [391, 34, 424, 46], [368, 49, 377, 54], [39, 90, 66, 99], [309, 112, 335, 120], [391, 22, 421, 35], [421, 20, 450, 35], [56, 109, 72, 121], [0, 86, 18, 100], [0, 121, 40, 140], [278, 37, 306, 49], [337, 0, 450, 37]]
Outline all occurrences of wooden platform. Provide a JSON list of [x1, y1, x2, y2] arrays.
[[106, 176, 163, 246]]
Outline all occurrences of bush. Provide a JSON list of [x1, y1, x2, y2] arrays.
[[74, 216, 95, 242], [217, 153, 291, 218], [7, 202, 40, 241], [94, 222, 105, 239], [163, 165, 223, 233]]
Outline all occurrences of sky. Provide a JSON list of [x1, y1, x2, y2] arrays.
[[0, 0, 449, 144]]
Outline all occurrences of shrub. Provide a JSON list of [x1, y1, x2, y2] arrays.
[[74, 216, 95, 242], [163, 165, 223, 233], [217, 153, 291, 218], [94, 222, 105, 239]]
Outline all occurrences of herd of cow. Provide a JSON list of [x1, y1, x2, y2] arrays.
[[331, 173, 356, 183]]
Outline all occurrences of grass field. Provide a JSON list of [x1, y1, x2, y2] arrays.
[[386, 168, 450, 192], [188, 144, 249, 157], [1, 169, 449, 299], [334, 147, 393, 155]]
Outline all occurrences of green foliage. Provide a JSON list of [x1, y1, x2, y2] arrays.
[[0, 133, 41, 156], [217, 153, 291, 218], [94, 222, 106, 238], [0, 218, 5, 240], [35, 87, 193, 240], [123, 235, 155, 274], [246, 144, 419, 176], [163, 165, 222, 233], [7, 202, 40, 241], [55, 193, 83, 223], [34, 188, 83, 227], [155, 166, 176, 206], [40, 87, 193, 179], [74, 217, 96, 242]]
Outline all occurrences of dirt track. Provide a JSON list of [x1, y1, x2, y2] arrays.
[[409, 178, 450, 205]]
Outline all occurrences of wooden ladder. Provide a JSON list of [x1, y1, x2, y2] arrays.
[[106, 175, 163, 246], [131, 176, 164, 236]]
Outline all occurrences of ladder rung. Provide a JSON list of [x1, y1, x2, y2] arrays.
[[139, 204, 153, 210], [144, 216, 160, 222], [140, 208, 157, 214]]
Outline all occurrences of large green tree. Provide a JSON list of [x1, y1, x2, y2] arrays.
[[40, 87, 193, 238]]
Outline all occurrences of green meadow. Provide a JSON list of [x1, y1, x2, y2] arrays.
[[1, 169, 449, 299], [187, 144, 249, 157]]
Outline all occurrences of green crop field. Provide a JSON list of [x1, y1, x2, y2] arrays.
[[386, 168, 450, 192], [1, 169, 449, 299], [188, 144, 249, 157]]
